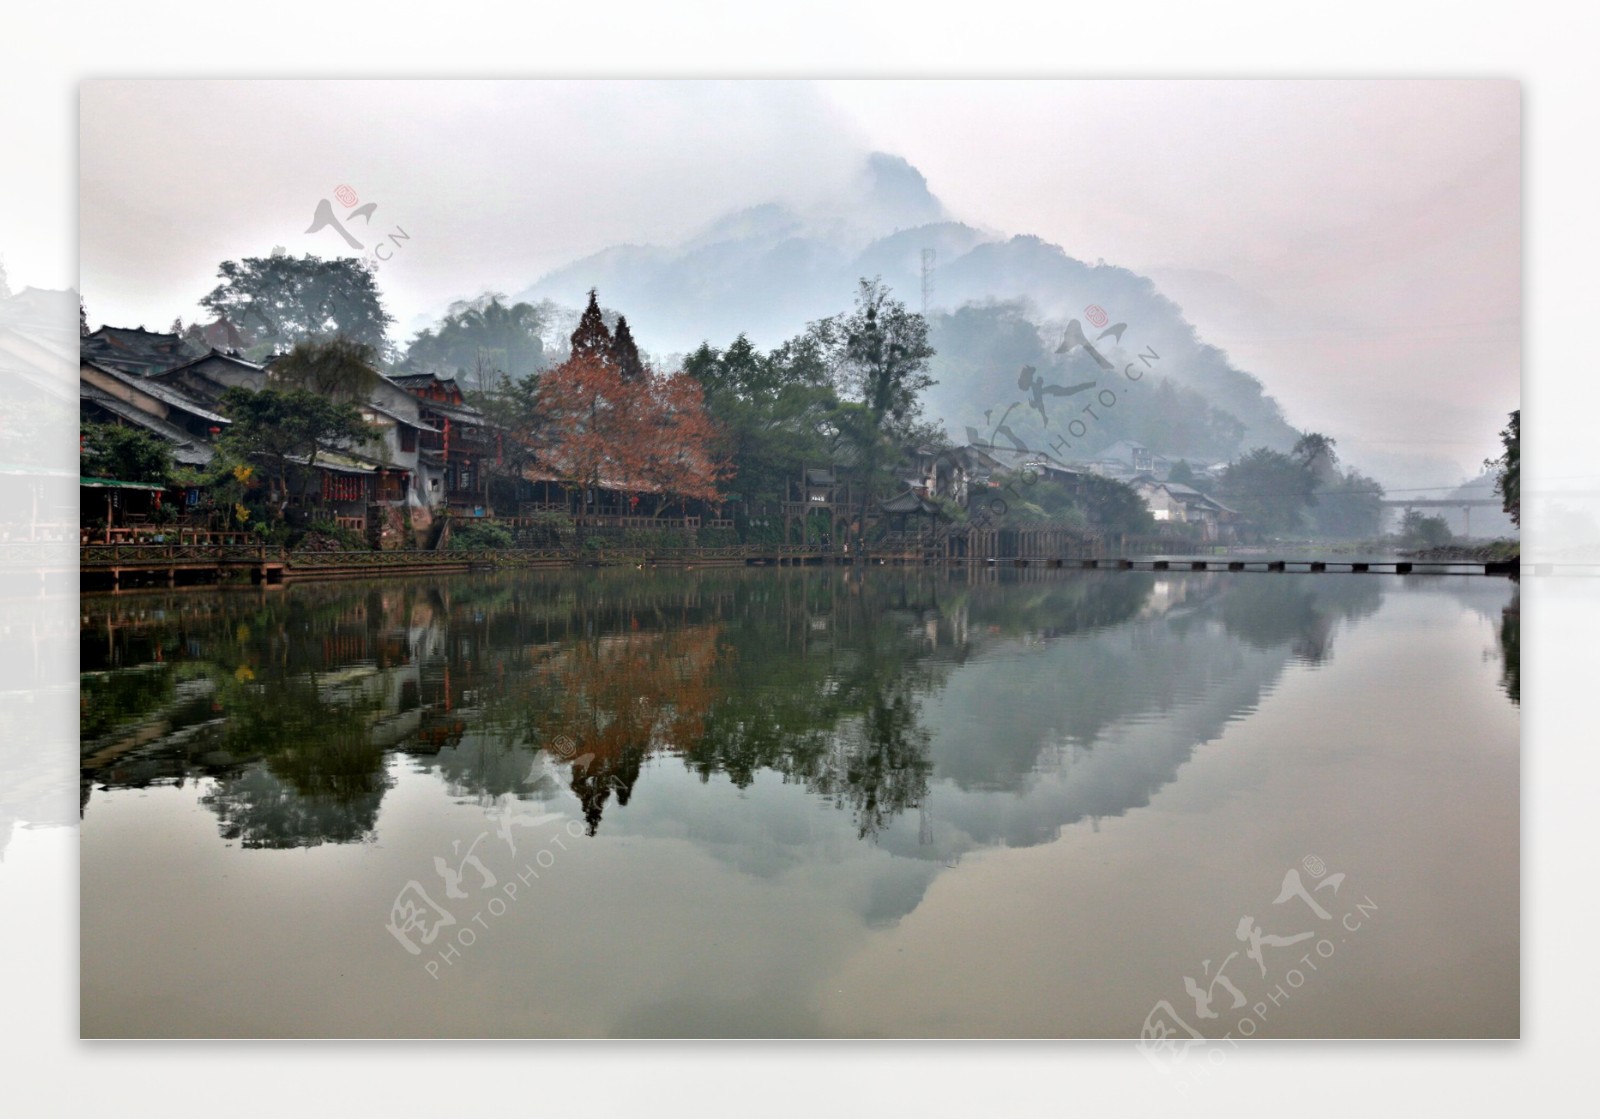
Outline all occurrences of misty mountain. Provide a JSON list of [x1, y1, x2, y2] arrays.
[[507, 150, 1300, 457]]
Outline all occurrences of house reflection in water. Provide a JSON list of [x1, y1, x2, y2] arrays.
[[79, 567, 1404, 855]]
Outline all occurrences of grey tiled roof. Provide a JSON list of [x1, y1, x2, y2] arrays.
[[80, 384, 215, 465], [82, 358, 230, 425]]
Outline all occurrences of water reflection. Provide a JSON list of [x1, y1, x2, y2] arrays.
[[81, 568, 1413, 851], [80, 568, 1521, 1038], [1500, 591, 1520, 705]]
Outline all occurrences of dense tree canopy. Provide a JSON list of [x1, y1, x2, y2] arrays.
[[1293, 432, 1340, 483], [834, 277, 936, 432], [820, 279, 938, 547], [1221, 448, 1317, 535], [201, 254, 394, 357], [1399, 509, 1453, 548], [401, 295, 546, 390], [1310, 469, 1386, 539], [268, 337, 384, 403], [610, 315, 645, 381], [1488, 409, 1520, 526], [532, 298, 729, 520], [682, 279, 943, 547], [987, 472, 1153, 537], [569, 289, 613, 364], [682, 332, 839, 510], [218, 387, 375, 518], [80, 422, 175, 485]]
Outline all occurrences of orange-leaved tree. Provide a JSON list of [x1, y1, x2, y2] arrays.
[[533, 297, 728, 523], [636, 369, 731, 518], [534, 350, 644, 509]]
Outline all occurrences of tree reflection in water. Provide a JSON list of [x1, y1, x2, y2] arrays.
[[79, 567, 1415, 849], [1499, 591, 1520, 705]]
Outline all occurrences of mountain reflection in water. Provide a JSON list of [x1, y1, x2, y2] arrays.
[[80, 568, 1394, 852], [79, 567, 1520, 1039]]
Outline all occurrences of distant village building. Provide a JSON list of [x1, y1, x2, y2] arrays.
[[1081, 440, 1170, 482], [1129, 474, 1240, 541], [962, 444, 1082, 487]]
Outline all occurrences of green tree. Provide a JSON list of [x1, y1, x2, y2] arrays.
[[682, 333, 838, 518], [1221, 448, 1317, 535], [218, 387, 375, 519], [1399, 509, 1453, 548], [1293, 432, 1340, 484], [201, 254, 394, 357], [1486, 409, 1520, 527], [268, 337, 384, 403], [1167, 459, 1196, 485], [80, 422, 174, 484], [826, 278, 936, 550], [834, 278, 935, 431], [985, 472, 1151, 538], [682, 282, 939, 546], [1073, 474, 1155, 537], [1312, 469, 1386, 539], [477, 368, 547, 485], [401, 294, 545, 390]]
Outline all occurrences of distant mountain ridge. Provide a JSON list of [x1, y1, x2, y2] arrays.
[[506, 150, 1300, 456]]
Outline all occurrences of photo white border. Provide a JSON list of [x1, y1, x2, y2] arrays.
[[3, 1, 1590, 1115]]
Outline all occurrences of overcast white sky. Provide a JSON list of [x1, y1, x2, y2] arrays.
[[76, 79, 1519, 485]]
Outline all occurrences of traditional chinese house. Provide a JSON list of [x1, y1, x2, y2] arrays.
[[388, 373, 496, 516], [80, 358, 230, 468], [80, 325, 193, 377], [144, 349, 267, 408]]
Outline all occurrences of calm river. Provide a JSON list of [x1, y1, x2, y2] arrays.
[[79, 567, 1518, 1038]]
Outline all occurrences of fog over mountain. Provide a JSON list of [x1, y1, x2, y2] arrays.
[[509, 150, 1301, 461], [78, 81, 1518, 494]]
